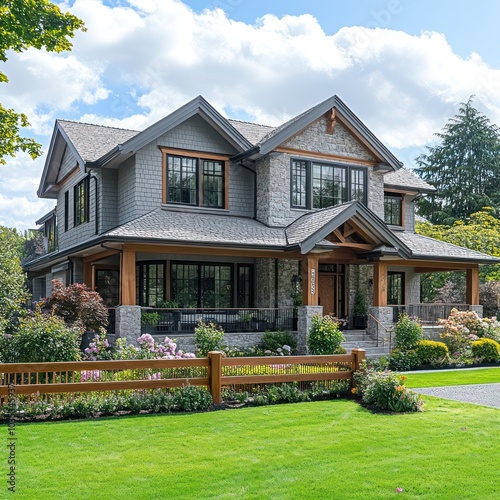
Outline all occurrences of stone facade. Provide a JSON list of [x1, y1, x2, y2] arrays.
[[367, 306, 394, 346], [297, 306, 323, 354], [115, 306, 142, 345], [255, 258, 299, 308]]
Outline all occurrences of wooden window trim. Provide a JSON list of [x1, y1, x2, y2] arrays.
[[160, 147, 229, 209]]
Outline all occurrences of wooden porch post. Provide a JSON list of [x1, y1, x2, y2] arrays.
[[301, 254, 319, 306], [83, 261, 93, 289], [121, 245, 136, 306], [466, 266, 479, 305], [373, 261, 388, 306]]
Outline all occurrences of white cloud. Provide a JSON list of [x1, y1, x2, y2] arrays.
[[3, 0, 500, 229]]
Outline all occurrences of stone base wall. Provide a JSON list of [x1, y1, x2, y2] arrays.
[[367, 306, 393, 346], [297, 306, 323, 354], [115, 306, 142, 345]]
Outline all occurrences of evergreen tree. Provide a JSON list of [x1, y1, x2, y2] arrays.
[[416, 97, 500, 224]]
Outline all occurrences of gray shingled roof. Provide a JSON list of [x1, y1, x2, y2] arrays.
[[394, 232, 499, 263], [104, 208, 287, 248], [286, 203, 354, 246], [58, 120, 139, 162], [228, 119, 275, 145], [87, 201, 500, 265], [384, 168, 435, 193]]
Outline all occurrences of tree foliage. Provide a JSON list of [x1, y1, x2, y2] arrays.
[[0, 0, 85, 164], [0, 226, 29, 330], [416, 208, 500, 302], [416, 98, 500, 224]]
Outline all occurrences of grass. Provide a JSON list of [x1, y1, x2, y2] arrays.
[[404, 366, 500, 388], [6, 393, 500, 499]]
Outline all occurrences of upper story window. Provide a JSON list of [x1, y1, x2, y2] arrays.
[[44, 215, 57, 253], [384, 193, 403, 226], [291, 159, 367, 209], [162, 148, 228, 209], [74, 177, 89, 227]]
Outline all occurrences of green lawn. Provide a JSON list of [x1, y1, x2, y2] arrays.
[[6, 393, 500, 499], [404, 366, 500, 388]]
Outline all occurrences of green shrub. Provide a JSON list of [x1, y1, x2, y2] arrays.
[[194, 321, 225, 357], [172, 385, 213, 411], [471, 338, 500, 362], [307, 315, 345, 355], [416, 340, 449, 365], [353, 368, 424, 412], [260, 330, 297, 353], [0, 310, 81, 363], [388, 348, 421, 371], [141, 312, 161, 326], [394, 313, 423, 350]]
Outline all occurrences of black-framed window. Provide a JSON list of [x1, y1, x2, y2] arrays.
[[74, 177, 89, 227], [136, 262, 166, 307], [237, 264, 254, 308], [96, 269, 120, 307], [44, 216, 57, 253], [166, 154, 225, 208], [291, 159, 367, 209], [171, 262, 232, 308], [388, 272, 405, 305], [384, 193, 403, 226], [64, 191, 69, 232]]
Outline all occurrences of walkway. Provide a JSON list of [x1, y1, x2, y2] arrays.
[[414, 383, 500, 408]]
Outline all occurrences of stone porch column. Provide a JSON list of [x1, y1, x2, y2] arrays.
[[469, 305, 483, 318], [367, 306, 394, 349], [297, 305, 323, 354], [115, 305, 141, 345]]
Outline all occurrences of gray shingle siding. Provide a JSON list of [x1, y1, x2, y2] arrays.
[[57, 147, 78, 180], [229, 162, 254, 217], [117, 156, 137, 225], [100, 169, 119, 232], [56, 169, 98, 251]]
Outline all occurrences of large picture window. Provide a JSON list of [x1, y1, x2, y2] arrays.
[[74, 177, 89, 227], [171, 262, 232, 308], [291, 159, 366, 209], [164, 150, 227, 209], [44, 216, 57, 253]]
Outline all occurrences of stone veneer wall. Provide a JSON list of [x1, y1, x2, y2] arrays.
[[255, 258, 299, 308], [256, 116, 383, 227]]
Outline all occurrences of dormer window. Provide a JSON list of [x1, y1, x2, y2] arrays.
[[384, 193, 403, 226], [162, 148, 228, 209], [291, 159, 366, 209]]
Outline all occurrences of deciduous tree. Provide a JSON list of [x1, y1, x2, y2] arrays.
[[0, 0, 85, 163]]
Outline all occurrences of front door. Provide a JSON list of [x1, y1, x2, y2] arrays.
[[318, 264, 346, 319]]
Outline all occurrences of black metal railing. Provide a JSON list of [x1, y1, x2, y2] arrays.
[[141, 308, 298, 335], [391, 303, 472, 324]]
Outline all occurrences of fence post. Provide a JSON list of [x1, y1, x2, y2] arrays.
[[350, 348, 366, 388], [208, 351, 222, 405]]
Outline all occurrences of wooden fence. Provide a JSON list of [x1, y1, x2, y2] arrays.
[[0, 349, 365, 406]]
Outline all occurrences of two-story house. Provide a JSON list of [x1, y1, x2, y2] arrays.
[[25, 94, 499, 352]]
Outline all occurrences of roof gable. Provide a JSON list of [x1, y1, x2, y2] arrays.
[[119, 96, 252, 157], [232, 95, 403, 171], [286, 201, 411, 255]]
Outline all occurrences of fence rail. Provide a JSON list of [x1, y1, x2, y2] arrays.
[[141, 307, 298, 335], [391, 303, 472, 324], [0, 350, 365, 406]]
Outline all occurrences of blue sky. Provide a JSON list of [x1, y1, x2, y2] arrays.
[[2, 0, 500, 230]]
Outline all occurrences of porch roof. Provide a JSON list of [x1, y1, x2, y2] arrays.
[[394, 232, 500, 264]]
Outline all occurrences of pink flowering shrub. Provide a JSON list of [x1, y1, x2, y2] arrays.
[[80, 370, 102, 382], [136, 334, 195, 359], [438, 308, 500, 354]]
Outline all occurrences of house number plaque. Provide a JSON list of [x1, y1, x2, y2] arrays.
[[310, 269, 316, 295]]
